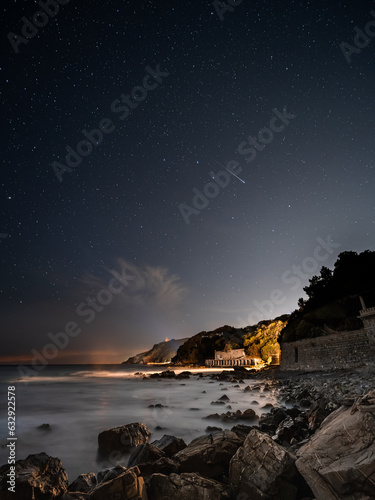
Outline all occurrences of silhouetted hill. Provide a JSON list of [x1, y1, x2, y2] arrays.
[[122, 338, 189, 364]]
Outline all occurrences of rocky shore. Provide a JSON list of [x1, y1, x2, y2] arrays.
[[1, 366, 375, 500]]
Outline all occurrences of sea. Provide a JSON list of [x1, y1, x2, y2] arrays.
[[0, 364, 280, 481]]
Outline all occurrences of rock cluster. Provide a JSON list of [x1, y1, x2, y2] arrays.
[[1, 369, 375, 499]]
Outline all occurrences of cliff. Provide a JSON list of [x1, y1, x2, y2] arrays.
[[172, 317, 288, 366], [122, 337, 189, 364]]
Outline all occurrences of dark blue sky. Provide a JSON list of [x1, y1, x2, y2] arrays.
[[1, 0, 374, 363]]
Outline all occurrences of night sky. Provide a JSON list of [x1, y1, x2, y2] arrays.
[[1, 0, 374, 364]]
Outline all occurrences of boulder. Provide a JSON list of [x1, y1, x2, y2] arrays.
[[147, 472, 231, 500], [0, 452, 68, 500], [62, 493, 89, 499], [307, 398, 334, 432], [68, 472, 96, 493], [137, 457, 178, 477], [149, 370, 176, 379], [230, 424, 252, 441], [296, 401, 375, 499], [89, 465, 147, 500], [128, 444, 165, 468], [151, 435, 186, 457], [173, 430, 243, 480], [238, 408, 259, 420], [97, 465, 127, 484], [229, 429, 309, 500], [98, 422, 151, 455]]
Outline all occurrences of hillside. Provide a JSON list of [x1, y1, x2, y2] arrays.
[[280, 250, 375, 342], [122, 337, 189, 364], [171, 316, 288, 366]]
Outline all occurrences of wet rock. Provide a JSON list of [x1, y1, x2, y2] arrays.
[[37, 423, 52, 431], [229, 429, 310, 500], [176, 372, 191, 380], [262, 403, 274, 409], [147, 472, 231, 500], [149, 370, 176, 379], [173, 430, 243, 480], [68, 472, 96, 493], [259, 408, 288, 429], [231, 424, 253, 441], [206, 426, 223, 432], [97, 465, 127, 484], [151, 435, 186, 457], [0, 452, 68, 500], [138, 457, 178, 478], [89, 466, 147, 500], [296, 399, 375, 500], [219, 394, 230, 401], [307, 398, 334, 432], [98, 422, 151, 456], [243, 385, 252, 392], [128, 443, 165, 468], [238, 409, 259, 420]]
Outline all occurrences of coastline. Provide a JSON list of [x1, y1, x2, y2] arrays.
[[1, 365, 375, 499]]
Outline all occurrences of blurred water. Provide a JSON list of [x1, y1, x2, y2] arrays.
[[0, 365, 279, 481]]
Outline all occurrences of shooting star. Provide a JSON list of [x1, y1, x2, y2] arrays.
[[214, 160, 245, 184]]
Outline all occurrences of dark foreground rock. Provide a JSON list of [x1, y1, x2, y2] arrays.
[[128, 443, 165, 468], [229, 429, 311, 500], [151, 434, 186, 457], [89, 465, 147, 500], [296, 392, 375, 500], [98, 422, 151, 455], [173, 430, 243, 480], [68, 472, 97, 493], [147, 472, 231, 500], [0, 452, 68, 500]]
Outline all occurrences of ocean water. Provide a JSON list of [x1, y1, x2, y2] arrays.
[[0, 364, 280, 481]]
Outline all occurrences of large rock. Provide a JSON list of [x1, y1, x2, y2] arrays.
[[98, 422, 151, 455], [173, 430, 243, 480], [68, 472, 96, 493], [229, 429, 309, 500], [0, 452, 68, 500], [128, 443, 165, 468], [137, 457, 178, 477], [151, 434, 186, 457], [296, 399, 375, 500], [89, 465, 147, 500], [147, 472, 231, 500]]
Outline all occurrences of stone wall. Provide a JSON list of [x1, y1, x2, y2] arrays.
[[215, 349, 245, 360], [280, 328, 375, 371]]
